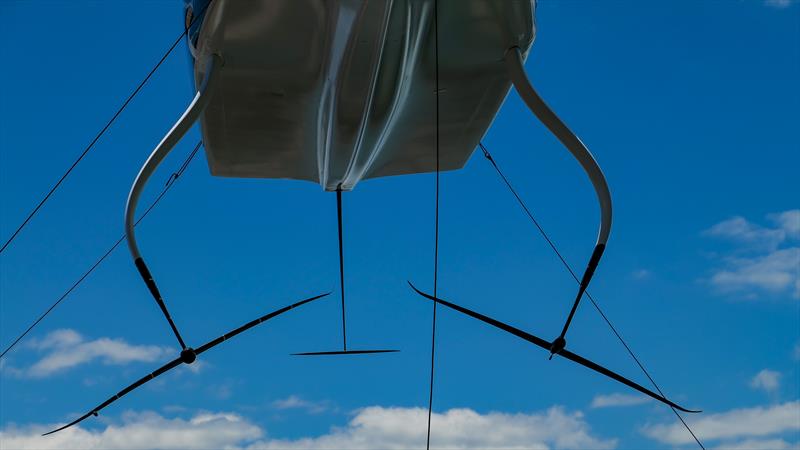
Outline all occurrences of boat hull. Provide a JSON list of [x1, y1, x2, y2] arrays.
[[188, 0, 535, 190]]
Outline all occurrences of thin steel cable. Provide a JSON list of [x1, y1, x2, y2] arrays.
[[0, 141, 203, 359], [478, 142, 705, 450], [336, 188, 347, 351], [0, 1, 213, 255], [426, 2, 441, 448]]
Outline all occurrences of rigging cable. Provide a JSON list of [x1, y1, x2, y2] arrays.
[[0, 141, 203, 359], [426, 1, 441, 448], [0, 1, 213, 255], [477, 142, 705, 450], [337, 187, 347, 351]]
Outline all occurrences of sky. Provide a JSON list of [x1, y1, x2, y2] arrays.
[[0, 1, 798, 449]]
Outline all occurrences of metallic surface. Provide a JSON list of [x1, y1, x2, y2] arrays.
[[505, 47, 612, 247], [125, 55, 221, 261], [190, 0, 535, 190]]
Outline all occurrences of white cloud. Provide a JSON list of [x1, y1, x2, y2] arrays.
[[750, 369, 782, 393], [271, 395, 328, 414], [0, 411, 262, 450], [643, 401, 800, 445], [710, 248, 800, 299], [182, 359, 208, 374], [705, 216, 786, 250], [770, 210, 800, 238], [712, 438, 799, 450], [18, 329, 172, 378], [590, 393, 650, 409], [631, 269, 652, 280], [248, 406, 616, 450], [706, 211, 800, 300], [33, 329, 83, 348], [705, 210, 799, 250], [206, 383, 233, 400], [765, 0, 797, 9], [0, 406, 616, 450]]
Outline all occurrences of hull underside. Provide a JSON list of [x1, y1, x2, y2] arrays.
[[191, 0, 535, 190]]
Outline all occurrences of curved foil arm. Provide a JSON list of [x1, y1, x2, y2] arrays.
[[122, 54, 222, 349], [505, 47, 611, 247], [124, 53, 222, 262], [43, 292, 329, 436], [505, 47, 612, 342], [408, 282, 700, 414]]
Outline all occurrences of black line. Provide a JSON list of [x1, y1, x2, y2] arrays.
[[0, 141, 203, 359], [478, 142, 705, 449], [0, 1, 214, 255], [586, 289, 705, 448], [336, 187, 347, 351], [292, 349, 398, 356], [427, 2, 441, 449]]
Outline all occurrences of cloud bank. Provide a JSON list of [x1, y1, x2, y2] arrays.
[[0, 411, 261, 450], [0, 406, 616, 450]]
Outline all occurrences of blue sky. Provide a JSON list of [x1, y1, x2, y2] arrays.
[[1, 1, 798, 449]]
